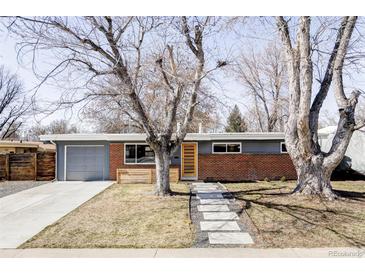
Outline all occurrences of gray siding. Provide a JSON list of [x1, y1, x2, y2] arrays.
[[56, 141, 110, 181], [198, 141, 213, 154], [242, 140, 283, 154], [197, 140, 284, 154], [171, 146, 181, 165]]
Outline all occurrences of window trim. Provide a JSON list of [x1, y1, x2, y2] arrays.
[[124, 143, 156, 165], [280, 142, 288, 154], [211, 142, 242, 154]]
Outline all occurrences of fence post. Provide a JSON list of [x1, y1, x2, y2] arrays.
[[34, 153, 37, 181], [5, 154, 10, 180]]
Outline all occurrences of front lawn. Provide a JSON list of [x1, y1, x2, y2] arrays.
[[226, 181, 365, 248], [21, 183, 194, 248]]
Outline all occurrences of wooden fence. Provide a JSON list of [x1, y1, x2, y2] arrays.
[[0, 152, 55, 181]]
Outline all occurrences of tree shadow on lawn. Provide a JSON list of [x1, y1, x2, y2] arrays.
[[229, 184, 365, 247], [334, 189, 365, 202], [170, 190, 191, 196]]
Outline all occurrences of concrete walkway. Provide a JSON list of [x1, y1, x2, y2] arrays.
[[0, 247, 363, 258], [0, 181, 113, 248], [191, 182, 253, 247]]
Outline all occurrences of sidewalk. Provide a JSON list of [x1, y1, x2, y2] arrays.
[[0, 247, 364, 258]]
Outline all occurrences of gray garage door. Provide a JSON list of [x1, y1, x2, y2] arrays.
[[66, 146, 105, 181]]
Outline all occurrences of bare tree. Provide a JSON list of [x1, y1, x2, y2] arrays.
[[82, 98, 146, 133], [233, 43, 287, 132], [0, 66, 28, 140], [276, 16, 364, 199], [6, 16, 224, 195], [25, 119, 79, 141], [24, 124, 47, 141], [46, 119, 79, 135], [83, 83, 220, 134]]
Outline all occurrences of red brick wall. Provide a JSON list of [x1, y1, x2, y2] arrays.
[[198, 153, 297, 182], [109, 143, 179, 180], [110, 143, 297, 181], [109, 143, 123, 180]]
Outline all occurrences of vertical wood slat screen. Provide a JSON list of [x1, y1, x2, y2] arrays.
[[182, 143, 197, 178]]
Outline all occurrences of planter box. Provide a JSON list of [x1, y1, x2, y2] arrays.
[[117, 168, 179, 184]]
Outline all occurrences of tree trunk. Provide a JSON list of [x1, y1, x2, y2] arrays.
[[293, 158, 336, 200], [154, 149, 171, 196]]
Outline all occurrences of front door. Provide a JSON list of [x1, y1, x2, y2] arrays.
[[181, 143, 198, 180]]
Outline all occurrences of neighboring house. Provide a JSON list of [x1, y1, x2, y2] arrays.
[[320, 126, 365, 176], [40, 132, 329, 182], [0, 141, 56, 154], [0, 141, 56, 181]]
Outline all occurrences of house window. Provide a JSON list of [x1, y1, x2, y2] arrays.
[[280, 142, 288, 153], [125, 144, 155, 164], [212, 143, 241, 154]]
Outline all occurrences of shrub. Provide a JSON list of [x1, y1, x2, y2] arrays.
[[264, 177, 270, 182], [280, 176, 286, 182]]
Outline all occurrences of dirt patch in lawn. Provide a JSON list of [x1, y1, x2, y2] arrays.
[[20, 183, 194, 248], [225, 181, 365, 248]]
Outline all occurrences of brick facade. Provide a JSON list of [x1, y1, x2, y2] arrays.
[[109, 143, 179, 180], [109, 143, 123, 180], [198, 153, 297, 182], [110, 143, 297, 181]]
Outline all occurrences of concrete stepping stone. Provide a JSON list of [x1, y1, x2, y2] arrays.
[[193, 186, 219, 190], [193, 186, 219, 189], [199, 199, 230, 205], [195, 190, 225, 193], [193, 189, 220, 193], [192, 183, 216, 186], [193, 191, 224, 195], [197, 205, 230, 212], [197, 193, 223, 199], [203, 212, 239, 220], [200, 221, 240, 231], [208, 232, 254, 244]]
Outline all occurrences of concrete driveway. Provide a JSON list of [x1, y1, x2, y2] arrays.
[[0, 181, 113, 248]]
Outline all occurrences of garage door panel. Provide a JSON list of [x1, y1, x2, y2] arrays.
[[66, 146, 104, 181], [66, 171, 101, 181]]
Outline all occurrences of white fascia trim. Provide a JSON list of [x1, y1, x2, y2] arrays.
[[40, 133, 286, 142], [40, 133, 147, 142], [40, 132, 329, 142]]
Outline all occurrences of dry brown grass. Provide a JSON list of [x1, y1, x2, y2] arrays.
[[226, 181, 365, 248], [21, 183, 194, 248]]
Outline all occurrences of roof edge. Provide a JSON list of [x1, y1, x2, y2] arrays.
[[39, 132, 318, 142]]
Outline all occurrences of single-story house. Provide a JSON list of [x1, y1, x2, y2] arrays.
[[39, 132, 329, 182], [0, 140, 56, 154]]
